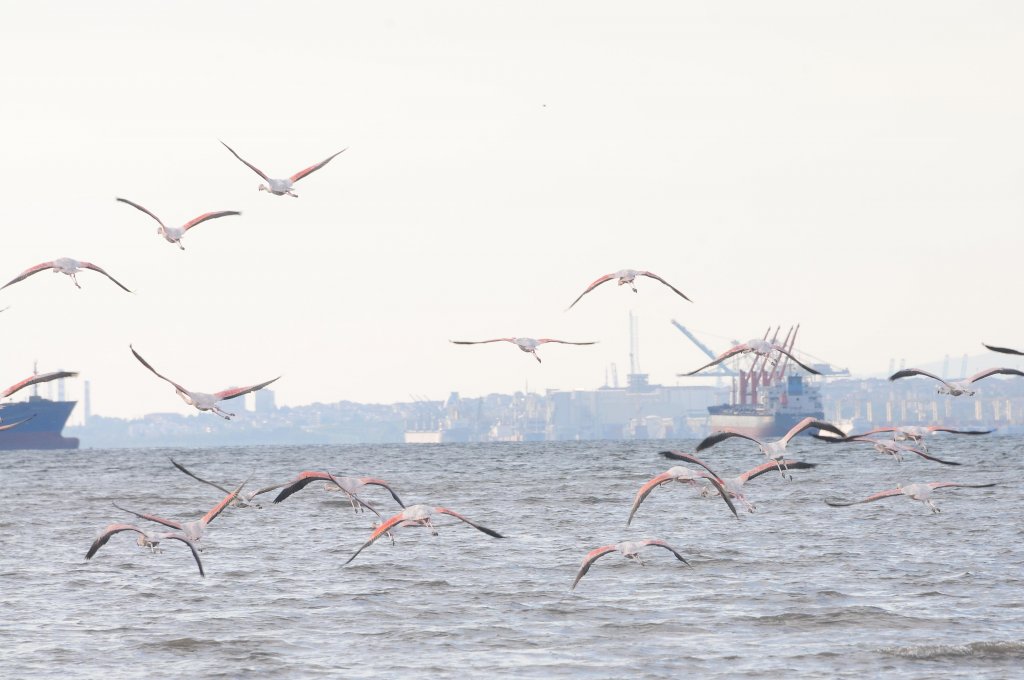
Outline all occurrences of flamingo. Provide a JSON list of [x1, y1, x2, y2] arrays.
[[680, 338, 820, 376], [818, 425, 992, 449], [627, 465, 738, 525], [269, 470, 405, 512], [449, 337, 596, 363], [0, 415, 35, 431], [130, 345, 279, 419], [889, 367, 1024, 396], [116, 198, 240, 250], [169, 458, 265, 508], [2, 370, 78, 399], [824, 482, 996, 513], [571, 539, 690, 591], [0, 258, 132, 293], [112, 478, 246, 545], [660, 451, 817, 512], [220, 141, 347, 197], [85, 523, 204, 577], [344, 504, 504, 565], [567, 269, 692, 309], [811, 434, 962, 464], [983, 343, 1024, 356], [692, 416, 845, 476]]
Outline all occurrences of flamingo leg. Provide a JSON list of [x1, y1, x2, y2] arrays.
[[70, 273, 82, 289]]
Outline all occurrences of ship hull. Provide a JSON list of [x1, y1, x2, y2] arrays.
[[0, 398, 79, 450], [708, 407, 825, 439]]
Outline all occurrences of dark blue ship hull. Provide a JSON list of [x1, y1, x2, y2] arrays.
[[0, 396, 78, 450]]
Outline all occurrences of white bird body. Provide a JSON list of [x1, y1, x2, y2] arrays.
[[450, 337, 596, 363], [1, 257, 133, 293], [889, 367, 1024, 396], [130, 345, 279, 419], [220, 141, 347, 197]]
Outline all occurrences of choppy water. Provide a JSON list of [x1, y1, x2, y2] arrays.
[[2, 437, 1022, 678]]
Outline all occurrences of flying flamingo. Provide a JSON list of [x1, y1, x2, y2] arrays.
[[116, 197, 241, 250], [0, 415, 35, 431], [571, 539, 690, 591], [130, 345, 279, 419], [811, 434, 962, 465], [169, 458, 266, 508], [567, 269, 692, 310], [344, 504, 504, 565], [824, 482, 996, 513], [269, 470, 405, 512], [627, 465, 737, 525], [2, 370, 78, 399], [449, 337, 596, 363], [85, 523, 204, 577], [659, 451, 817, 513], [818, 425, 992, 449], [983, 343, 1024, 356], [0, 258, 132, 293], [889, 367, 1024, 396], [692, 416, 845, 476], [112, 478, 246, 545], [680, 338, 820, 376], [220, 141, 347, 197]]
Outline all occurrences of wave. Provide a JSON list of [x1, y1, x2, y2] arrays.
[[879, 640, 1024, 660]]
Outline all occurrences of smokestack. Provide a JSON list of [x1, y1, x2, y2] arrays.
[[83, 380, 91, 425]]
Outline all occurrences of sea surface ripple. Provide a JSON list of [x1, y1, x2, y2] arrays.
[[2, 437, 1022, 678]]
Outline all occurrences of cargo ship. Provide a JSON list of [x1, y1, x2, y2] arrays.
[[0, 396, 79, 450]]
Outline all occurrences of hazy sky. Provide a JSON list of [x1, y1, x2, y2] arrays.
[[1, 2, 1021, 420]]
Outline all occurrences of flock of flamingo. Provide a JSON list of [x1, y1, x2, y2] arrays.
[[2, 140, 1018, 590]]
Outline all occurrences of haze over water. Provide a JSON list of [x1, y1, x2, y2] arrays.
[[3, 437, 1022, 678]]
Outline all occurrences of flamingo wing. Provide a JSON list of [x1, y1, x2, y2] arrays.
[[966, 367, 1024, 384], [289, 148, 348, 183], [272, 471, 337, 504], [0, 415, 35, 431], [169, 458, 233, 495], [79, 262, 133, 293], [680, 345, 749, 376], [214, 376, 280, 401], [161, 533, 206, 577], [927, 482, 996, 491], [774, 347, 821, 375], [926, 427, 994, 436], [566, 273, 616, 310], [903, 447, 961, 466], [638, 271, 693, 302], [536, 338, 597, 346], [695, 430, 760, 453], [782, 417, 846, 444], [888, 368, 949, 385], [657, 450, 722, 478], [200, 478, 248, 525], [740, 460, 817, 483], [130, 346, 191, 395], [115, 198, 167, 232], [2, 371, 78, 399], [626, 472, 676, 526], [982, 343, 1024, 356], [112, 502, 183, 530], [449, 338, 515, 345], [345, 510, 409, 565], [435, 507, 504, 538], [570, 545, 618, 590], [356, 477, 406, 508], [639, 539, 691, 566], [85, 523, 149, 559], [220, 141, 269, 180], [1, 262, 54, 290], [704, 477, 739, 518], [181, 210, 242, 233], [824, 487, 904, 507]]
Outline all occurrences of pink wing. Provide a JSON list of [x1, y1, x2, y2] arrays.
[[657, 450, 722, 478], [2, 370, 78, 399], [85, 523, 148, 559], [566, 273, 617, 309], [434, 507, 504, 537], [927, 482, 996, 491], [1, 262, 54, 290], [781, 418, 845, 444], [181, 210, 242, 233], [889, 368, 949, 385], [824, 487, 904, 507], [627, 472, 677, 526], [774, 347, 821, 375], [450, 338, 516, 345], [536, 339, 597, 345], [221, 141, 269, 180], [739, 460, 816, 482], [356, 477, 406, 507], [201, 478, 248, 525], [695, 430, 762, 453], [0, 415, 35, 431], [638, 271, 692, 302], [130, 346, 191, 395], [636, 538, 690, 566], [289, 148, 348, 183], [966, 367, 1024, 384], [112, 502, 183, 530], [214, 376, 280, 401], [982, 343, 1024, 356], [571, 545, 618, 590], [79, 262, 133, 293], [345, 509, 409, 565], [681, 345, 750, 376], [116, 197, 167, 231]]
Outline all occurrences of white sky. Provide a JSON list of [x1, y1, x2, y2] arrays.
[[1, 2, 1022, 419]]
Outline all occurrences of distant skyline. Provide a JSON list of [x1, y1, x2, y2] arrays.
[[1, 3, 1021, 419]]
